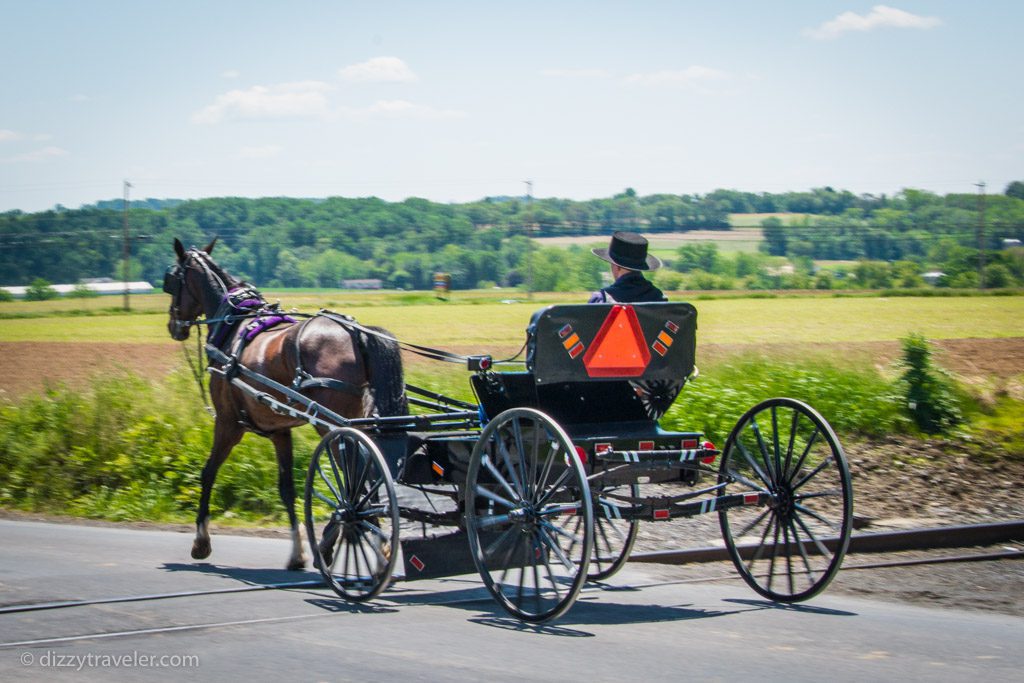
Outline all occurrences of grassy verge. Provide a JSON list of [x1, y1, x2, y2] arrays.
[[8, 352, 1017, 526]]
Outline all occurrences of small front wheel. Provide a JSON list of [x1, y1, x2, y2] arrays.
[[718, 398, 853, 602], [466, 408, 593, 623], [304, 428, 399, 602]]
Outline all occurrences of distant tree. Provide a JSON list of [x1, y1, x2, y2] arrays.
[[0, 288, 13, 302], [1004, 181, 1024, 200], [25, 278, 58, 301], [674, 243, 719, 273], [760, 217, 787, 256]]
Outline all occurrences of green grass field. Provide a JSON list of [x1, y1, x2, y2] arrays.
[[1, 292, 1021, 346]]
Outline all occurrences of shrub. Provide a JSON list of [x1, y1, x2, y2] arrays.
[[25, 278, 58, 301], [0, 288, 13, 302], [899, 333, 963, 433], [67, 283, 99, 299]]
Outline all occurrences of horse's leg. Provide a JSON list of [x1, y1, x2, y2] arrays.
[[270, 430, 306, 571], [192, 419, 244, 560]]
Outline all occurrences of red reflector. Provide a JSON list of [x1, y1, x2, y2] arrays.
[[568, 342, 585, 359], [410, 555, 425, 572], [595, 443, 612, 454], [574, 445, 588, 465], [558, 324, 572, 339], [653, 509, 670, 520], [639, 440, 655, 451], [582, 305, 652, 377], [702, 440, 716, 450], [744, 493, 759, 505], [666, 320, 679, 333], [682, 439, 699, 449]]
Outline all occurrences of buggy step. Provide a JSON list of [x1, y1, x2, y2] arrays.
[[595, 447, 719, 464]]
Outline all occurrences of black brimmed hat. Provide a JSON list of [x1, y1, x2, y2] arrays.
[[591, 231, 662, 271]]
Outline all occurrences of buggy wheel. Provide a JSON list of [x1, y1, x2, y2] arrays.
[[466, 408, 593, 623], [588, 484, 639, 582], [304, 427, 399, 602], [718, 398, 852, 602]]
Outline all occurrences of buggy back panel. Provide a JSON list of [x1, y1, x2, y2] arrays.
[[471, 372, 652, 425], [526, 303, 696, 385]]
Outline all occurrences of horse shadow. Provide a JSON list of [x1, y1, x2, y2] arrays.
[[160, 561, 323, 588]]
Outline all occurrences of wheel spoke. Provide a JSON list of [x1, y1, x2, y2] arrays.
[[783, 408, 799, 480], [485, 524, 519, 558], [793, 455, 834, 492], [794, 511, 834, 559], [750, 418, 775, 483], [787, 426, 820, 484], [535, 468, 573, 508], [787, 518, 817, 582], [772, 406, 782, 485], [734, 506, 772, 539], [538, 526, 576, 572], [735, 439, 772, 488], [474, 483, 516, 510], [482, 453, 522, 503], [794, 503, 840, 531], [497, 434, 525, 498]]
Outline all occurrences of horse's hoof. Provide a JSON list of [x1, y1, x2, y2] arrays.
[[191, 539, 212, 560], [286, 557, 306, 571]]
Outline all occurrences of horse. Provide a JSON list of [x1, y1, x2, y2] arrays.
[[163, 238, 407, 570]]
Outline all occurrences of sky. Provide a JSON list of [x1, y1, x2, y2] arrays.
[[1, 1, 1021, 212]]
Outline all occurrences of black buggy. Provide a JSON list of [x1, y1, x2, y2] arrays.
[[292, 302, 853, 622]]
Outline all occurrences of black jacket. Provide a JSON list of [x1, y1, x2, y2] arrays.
[[588, 271, 666, 303]]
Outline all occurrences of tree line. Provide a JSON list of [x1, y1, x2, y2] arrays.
[[1, 184, 1022, 291]]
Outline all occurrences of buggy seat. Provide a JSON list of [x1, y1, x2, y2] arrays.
[[471, 302, 697, 429]]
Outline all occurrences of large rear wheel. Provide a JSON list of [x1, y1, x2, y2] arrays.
[[718, 398, 853, 602], [466, 408, 593, 622]]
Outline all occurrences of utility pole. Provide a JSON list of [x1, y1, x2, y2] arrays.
[[524, 180, 534, 299], [123, 180, 132, 311], [975, 181, 986, 289]]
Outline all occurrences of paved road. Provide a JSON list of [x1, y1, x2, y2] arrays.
[[1, 519, 1020, 681]]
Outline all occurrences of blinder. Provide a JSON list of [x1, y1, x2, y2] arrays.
[[163, 265, 183, 297]]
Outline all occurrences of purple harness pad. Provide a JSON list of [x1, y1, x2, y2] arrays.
[[244, 314, 296, 341]]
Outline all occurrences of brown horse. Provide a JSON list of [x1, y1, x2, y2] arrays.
[[164, 238, 406, 569]]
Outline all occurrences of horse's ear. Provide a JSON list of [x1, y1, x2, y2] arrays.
[[203, 237, 217, 254], [174, 238, 186, 261]]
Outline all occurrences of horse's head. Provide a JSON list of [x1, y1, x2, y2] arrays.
[[164, 237, 224, 341]]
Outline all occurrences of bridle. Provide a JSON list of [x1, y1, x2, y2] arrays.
[[163, 249, 229, 336], [163, 249, 229, 416]]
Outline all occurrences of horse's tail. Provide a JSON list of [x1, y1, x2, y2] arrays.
[[361, 326, 408, 417]]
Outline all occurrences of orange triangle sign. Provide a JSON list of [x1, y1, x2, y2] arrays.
[[582, 305, 651, 377]]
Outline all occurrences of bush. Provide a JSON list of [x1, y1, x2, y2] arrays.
[[899, 333, 963, 433], [67, 283, 99, 299], [25, 278, 58, 301], [0, 371, 319, 522], [0, 288, 13, 302], [664, 356, 905, 443]]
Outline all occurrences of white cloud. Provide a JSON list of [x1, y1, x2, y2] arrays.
[[0, 129, 22, 142], [624, 66, 728, 87], [192, 81, 333, 124], [239, 144, 283, 159], [541, 68, 612, 79], [222, 69, 241, 79], [70, 94, 90, 102], [339, 57, 417, 83], [347, 99, 467, 120], [1, 146, 68, 163], [805, 5, 941, 40]]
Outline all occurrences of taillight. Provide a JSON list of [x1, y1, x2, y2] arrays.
[[574, 445, 588, 465], [701, 440, 717, 464]]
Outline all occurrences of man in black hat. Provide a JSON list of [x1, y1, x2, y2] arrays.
[[588, 231, 667, 303]]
